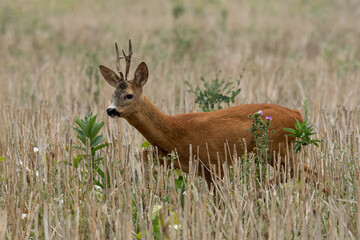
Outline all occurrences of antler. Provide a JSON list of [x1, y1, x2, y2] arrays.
[[123, 39, 133, 81], [115, 42, 124, 81], [114, 39, 133, 82]]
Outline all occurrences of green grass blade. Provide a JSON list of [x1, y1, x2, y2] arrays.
[[283, 128, 296, 134]]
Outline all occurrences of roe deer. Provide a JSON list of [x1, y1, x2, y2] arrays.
[[99, 40, 317, 186]]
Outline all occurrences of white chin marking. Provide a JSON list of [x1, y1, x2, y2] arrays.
[[108, 102, 116, 109]]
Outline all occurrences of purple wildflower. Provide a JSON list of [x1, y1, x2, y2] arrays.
[[265, 116, 272, 121], [258, 110, 263, 116]]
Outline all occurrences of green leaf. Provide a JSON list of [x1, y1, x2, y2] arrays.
[[72, 127, 85, 137], [94, 157, 104, 164], [88, 114, 97, 132], [310, 139, 321, 144], [283, 128, 296, 134], [76, 117, 90, 138], [295, 119, 302, 130], [222, 82, 231, 91], [173, 211, 178, 225], [136, 232, 143, 239], [76, 135, 87, 146], [90, 121, 104, 141], [141, 141, 150, 148], [231, 88, 241, 102], [152, 205, 162, 220], [73, 145, 87, 152], [287, 134, 297, 138], [152, 216, 161, 239], [0, 157, 4, 162], [92, 143, 109, 153], [293, 143, 302, 153], [94, 166, 105, 179], [94, 180, 105, 189], [73, 155, 82, 168], [91, 135, 104, 148], [175, 178, 184, 190]]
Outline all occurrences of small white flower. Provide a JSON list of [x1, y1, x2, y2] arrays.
[[183, 191, 187, 195], [21, 213, 27, 219], [33, 147, 39, 152], [173, 225, 180, 230], [94, 185, 102, 190]]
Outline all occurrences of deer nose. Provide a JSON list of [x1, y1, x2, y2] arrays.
[[106, 108, 121, 117]]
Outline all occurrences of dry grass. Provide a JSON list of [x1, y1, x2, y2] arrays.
[[1, 0, 360, 239]]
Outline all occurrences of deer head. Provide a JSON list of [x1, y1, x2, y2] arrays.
[[99, 40, 149, 118]]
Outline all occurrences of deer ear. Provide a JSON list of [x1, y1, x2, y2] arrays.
[[134, 62, 148, 87], [99, 65, 121, 88]]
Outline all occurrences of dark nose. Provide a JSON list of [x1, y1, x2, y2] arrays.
[[106, 108, 121, 117]]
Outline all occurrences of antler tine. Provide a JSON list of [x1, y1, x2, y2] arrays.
[[122, 39, 133, 80], [128, 39, 133, 57], [115, 42, 124, 80]]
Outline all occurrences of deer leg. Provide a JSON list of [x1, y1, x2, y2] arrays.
[[198, 161, 225, 190], [269, 171, 286, 185], [302, 163, 327, 192], [139, 149, 151, 163], [198, 163, 214, 187], [138, 147, 169, 165]]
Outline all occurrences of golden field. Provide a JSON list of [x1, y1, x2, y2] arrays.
[[0, 0, 360, 239]]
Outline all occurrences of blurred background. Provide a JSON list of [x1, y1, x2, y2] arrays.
[[1, 0, 359, 117]]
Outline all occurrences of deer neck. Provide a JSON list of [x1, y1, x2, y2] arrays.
[[125, 96, 178, 151]]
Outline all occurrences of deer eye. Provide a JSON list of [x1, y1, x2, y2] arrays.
[[125, 94, 133, 100]]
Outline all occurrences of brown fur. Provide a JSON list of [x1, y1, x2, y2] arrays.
[[100, 62, 315, 186]]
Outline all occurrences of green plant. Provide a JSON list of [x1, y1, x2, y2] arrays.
[[185, 73, 241, 112], [283, 119, 321, 152], [247, 110, 274, 185], [151, 204, 164, 239], [172, 27, 196, 62], [174, 172, 186, 209], [85, 53, 101, 104], [136, 204, 175, 240], [135, 168, 184, 240], [141, 141, 150, 148], [159, 152, 186, 208], [172, 4, 185, 19], [233, 151, 253, 187], [71, 113, 109, 190]]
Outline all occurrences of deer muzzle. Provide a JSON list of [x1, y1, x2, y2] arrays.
[[106, 108, 121, 117]]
